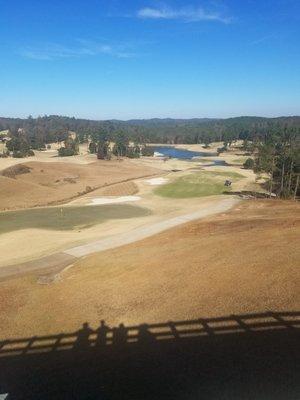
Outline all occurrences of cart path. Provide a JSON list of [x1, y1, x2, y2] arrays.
[[0, 197, 239, 280]]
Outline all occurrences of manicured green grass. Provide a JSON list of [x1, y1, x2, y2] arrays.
[[155, 171, 245, 198], [204, 171, 246, 179], [0, 204, 150, 234]]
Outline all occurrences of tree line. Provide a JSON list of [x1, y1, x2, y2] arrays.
[[1, 115, 299, 146], [253, 129, 299, 199]]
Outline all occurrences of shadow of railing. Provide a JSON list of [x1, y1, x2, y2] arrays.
[[0, 311, 299, 399], [0, 311, 299, 357]]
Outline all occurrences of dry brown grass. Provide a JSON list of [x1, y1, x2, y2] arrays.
[[0, 160, 159, 211], [97, 181, 138, 196], [0, 200, 299, 339]]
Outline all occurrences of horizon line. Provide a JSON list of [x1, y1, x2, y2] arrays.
[[1, 114, 299, 122]]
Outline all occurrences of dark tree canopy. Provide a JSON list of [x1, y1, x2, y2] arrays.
[[1, 115, 299, 146]]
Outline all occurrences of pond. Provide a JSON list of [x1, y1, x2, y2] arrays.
[[154, 146, 228, 166]]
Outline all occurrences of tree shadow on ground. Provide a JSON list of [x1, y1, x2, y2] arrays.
[[0, 311, 299, 399], [223, 190, 274, 198]]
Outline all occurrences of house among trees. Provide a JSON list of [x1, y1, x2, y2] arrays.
[[0, 130, 11, 143]]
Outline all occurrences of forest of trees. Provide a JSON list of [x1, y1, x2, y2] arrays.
[[0, 114, 299, 198], [1, 115, 300, 146], [254, 129, 299, 199]]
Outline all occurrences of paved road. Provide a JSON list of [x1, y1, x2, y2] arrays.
[[0, 197, 239, 280]]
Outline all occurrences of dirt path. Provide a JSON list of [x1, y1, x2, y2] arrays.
[[0, 197, 239, 280]]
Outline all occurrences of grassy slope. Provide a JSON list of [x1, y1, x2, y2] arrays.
[[155, 171, 245, 198], [0, 200, 299, 338]]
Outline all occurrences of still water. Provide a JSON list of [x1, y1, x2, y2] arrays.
[[154, 146, 227, 166]]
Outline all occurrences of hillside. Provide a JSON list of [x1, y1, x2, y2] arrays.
[[0, 199, 299, 339], [0, 160, 160, 211]]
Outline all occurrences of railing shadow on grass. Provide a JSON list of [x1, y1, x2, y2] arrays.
[[0, 311, 299, 399]]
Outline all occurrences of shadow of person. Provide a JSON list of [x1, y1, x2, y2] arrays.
[[95, 320, 110, 348], [74, 322, 93, 351], [0, 312, 299, 399], [168, 321, 180, 339], [138, 324, 155, 344], [112, 323, 127, 346]]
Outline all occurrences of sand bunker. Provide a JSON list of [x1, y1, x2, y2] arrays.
[[145, 177, 169, 186], [88, 196, 141, 205]]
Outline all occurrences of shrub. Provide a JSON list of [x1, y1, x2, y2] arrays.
[[12, 149, 34, 158], [97, 143, 110, 160], [217, 146, 227, 154], [89, 142, 97, 154], [127, 152, 140, 158], [31, 143, 46, 150], [0, 151, 9, 158], [243, 158, 255, 169], [58, 147, 77, 157], [60, 137, 79, 156], [141, 146, 155, 156], [112, 143, 127, 157], [127, 147, 140, 158], [12, 151, 22, 158]]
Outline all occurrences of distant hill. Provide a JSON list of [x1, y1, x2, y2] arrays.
[[123, 118, 217, 126]]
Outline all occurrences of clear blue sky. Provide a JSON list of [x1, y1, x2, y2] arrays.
[[1, 0, 299, 119]]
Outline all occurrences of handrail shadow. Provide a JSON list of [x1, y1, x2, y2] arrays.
[[0, 311, 299, 399]]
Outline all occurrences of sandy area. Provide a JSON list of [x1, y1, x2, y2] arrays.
[[0, 200, 298, 339], [145, 177, 169, 185], [88, 196, 141, 205]]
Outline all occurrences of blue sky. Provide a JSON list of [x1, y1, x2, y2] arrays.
[[1, 0, 299, 119]]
